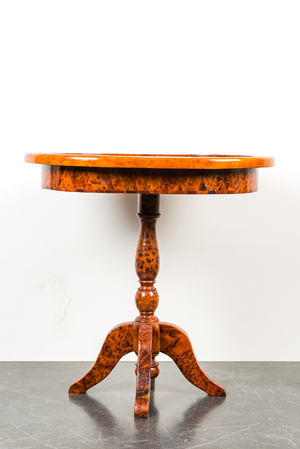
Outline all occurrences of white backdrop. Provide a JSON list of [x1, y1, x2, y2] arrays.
[[0, 1, 299, 362]]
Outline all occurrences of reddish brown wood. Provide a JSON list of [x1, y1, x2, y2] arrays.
[[25, 153, 274, 195], [69, 322, 133, 394], [160, 322, 226, 396], [133, 194, 160, 379], [39, 165, 259, 194], [134, 323, 160, 379], [25, 154, 274, 416], [25, 153, 275, 169], [66, 193, 226, 412], [134, 194, 160, 319], [134, 325, 153, 418]]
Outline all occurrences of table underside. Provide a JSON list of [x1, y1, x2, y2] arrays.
[[42, 166, 258, 194]]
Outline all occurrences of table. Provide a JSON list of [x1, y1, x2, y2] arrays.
[[25, 153, 274, 418]]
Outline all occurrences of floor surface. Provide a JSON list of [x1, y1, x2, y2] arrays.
[[0, 362, 299, 448]]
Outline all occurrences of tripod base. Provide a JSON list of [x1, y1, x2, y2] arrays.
[[69, 320, 225, 417]]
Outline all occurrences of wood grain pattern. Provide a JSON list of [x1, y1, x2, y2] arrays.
[[26, 154, 275, 416], [133, 194, 160, 379], [134, 325, 153, 418], [160, 322, 226, 397], [25, 153, 275, 169], [69, 322, 133, 394], [40, 165, 259, 194], [135, 195, 160, 317]]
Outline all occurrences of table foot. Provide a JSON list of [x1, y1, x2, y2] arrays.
[[160, 322, 226, 397], [69, 322, 134, 394], [134, 325, 153, 418], [150, 357, 160, 378]]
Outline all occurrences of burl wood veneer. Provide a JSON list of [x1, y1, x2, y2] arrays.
[[25, 153, 274, 195], [25, 153, 274, 169], [68, 193, 225, 416], [25, 153, 274, 418]]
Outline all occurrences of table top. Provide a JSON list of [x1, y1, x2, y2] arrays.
[[25, 153, 274, 170], [25, 153, 274, 195]]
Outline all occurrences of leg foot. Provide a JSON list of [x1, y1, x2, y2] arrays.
[[69, 322, 134, 394], [134, 325, 152, 418], [160, 322, 226, 397], [150, 357, 160, 379]]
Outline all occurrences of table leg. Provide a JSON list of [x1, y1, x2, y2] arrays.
[[69, 322, 133, 394], [160, 322, 226, 396], [134, 324, 153, 418]]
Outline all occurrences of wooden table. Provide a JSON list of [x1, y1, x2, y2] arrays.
[[25, 153, 274, 418]]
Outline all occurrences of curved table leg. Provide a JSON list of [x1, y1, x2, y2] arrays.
[[134, 325, 153, 418], [69, 322, 134, 394], [160, 322, 226, 397]]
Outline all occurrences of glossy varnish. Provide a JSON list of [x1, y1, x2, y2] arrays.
[[25, 153, 275, 169], [40, 166, 259, 194], [69, 322, 133, 394], [69, 194, 225, 417], [25, 153, 274, 195], [25, 153, 274, 418]]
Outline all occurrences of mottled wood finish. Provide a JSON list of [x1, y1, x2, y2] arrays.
[[69, 322, 133, 394], [133, 194, 160, 379], [134, 194, 160, 319], [25, 153, 274, 416], [40, 165, 258, 194], [25, 153, 275, 169], [160, 322, 226, 397], [134, 325, 153, 418], [67, 194, 226, 414]]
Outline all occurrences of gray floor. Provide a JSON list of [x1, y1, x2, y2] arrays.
[[0, 362, 299, 448]]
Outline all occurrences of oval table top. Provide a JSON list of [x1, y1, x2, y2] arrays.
[[25, 153, 274, 170], [25, 153, 274, 195]]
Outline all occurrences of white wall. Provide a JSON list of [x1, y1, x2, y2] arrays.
[[0, 1, 299, 361]]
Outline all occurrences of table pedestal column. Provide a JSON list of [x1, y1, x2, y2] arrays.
[[69, 194, 225, 417], [133, 194, 160, 417]]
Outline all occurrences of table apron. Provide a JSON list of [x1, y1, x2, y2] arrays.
[[41, 166, 258, 194]]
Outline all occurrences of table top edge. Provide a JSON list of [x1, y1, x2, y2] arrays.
[[25, 153, 275, 169]]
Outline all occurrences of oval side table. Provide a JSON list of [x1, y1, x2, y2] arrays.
[[25, 153, 274, 418]]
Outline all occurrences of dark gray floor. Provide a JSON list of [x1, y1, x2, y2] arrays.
[[0, 362, 299, 448]]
